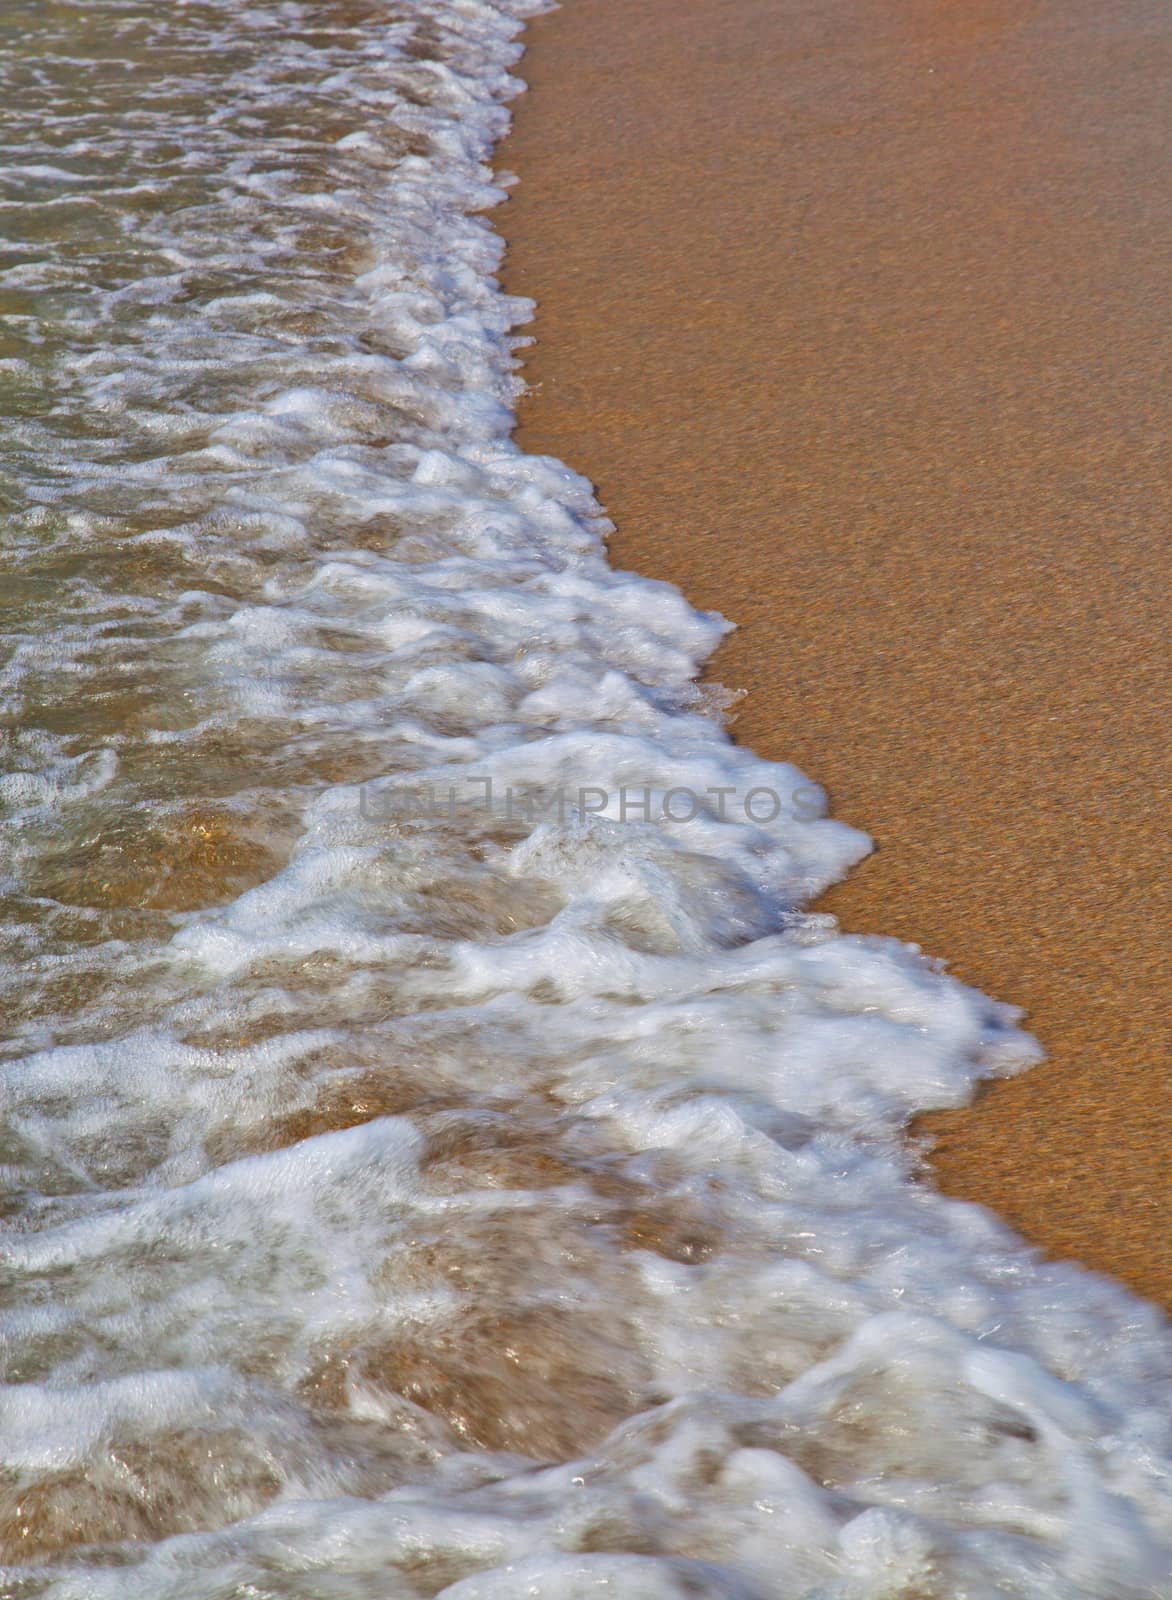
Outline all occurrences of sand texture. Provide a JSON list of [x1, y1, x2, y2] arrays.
[[499, 0, 1170, 1304]]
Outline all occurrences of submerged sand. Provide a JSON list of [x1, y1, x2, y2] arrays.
[[500, 0, 1170, 1304]]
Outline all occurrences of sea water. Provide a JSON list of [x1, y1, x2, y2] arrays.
[[0, 1, 1168, 1595]]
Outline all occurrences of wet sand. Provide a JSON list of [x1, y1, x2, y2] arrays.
[[499, 0, 1170, 1304]]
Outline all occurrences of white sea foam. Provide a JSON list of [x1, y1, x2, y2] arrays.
[[0, 0, 1168, 1595]]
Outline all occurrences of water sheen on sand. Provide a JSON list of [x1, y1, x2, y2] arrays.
[[0, 2, 1168, 1596]]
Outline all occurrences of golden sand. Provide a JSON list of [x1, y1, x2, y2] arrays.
[[499, 0, 1170, 1304]]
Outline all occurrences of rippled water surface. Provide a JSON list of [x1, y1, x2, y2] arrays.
[[0, 2, 1169, 1596]]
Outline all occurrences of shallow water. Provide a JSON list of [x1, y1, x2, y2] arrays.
[[0, 1, 1168, 1595]]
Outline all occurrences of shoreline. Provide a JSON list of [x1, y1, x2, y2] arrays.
[[499, 0, 1170, 1304]]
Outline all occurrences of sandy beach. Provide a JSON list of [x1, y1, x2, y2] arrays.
[[500, 0, 1170, 1304]]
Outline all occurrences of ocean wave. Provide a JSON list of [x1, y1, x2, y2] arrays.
[[0, 1, 1167, 1595]]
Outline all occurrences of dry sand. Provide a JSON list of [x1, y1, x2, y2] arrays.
[[499, 0, 1170, 1304]]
